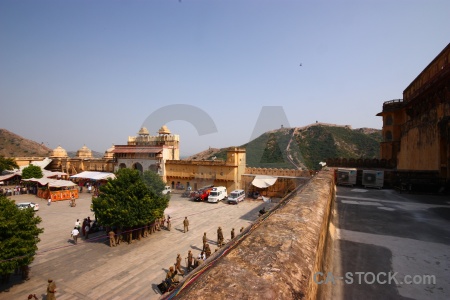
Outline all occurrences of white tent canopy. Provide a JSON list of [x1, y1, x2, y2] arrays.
[[22, 178, 76, 188], [70, 171, 116, 181], [251, 175, 277, 188], [0, 172, 21, 182], [43, 170, 68, 178]]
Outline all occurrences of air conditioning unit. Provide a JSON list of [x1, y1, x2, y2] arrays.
[[362, 170, 384, 189], [337, 168, 357, 186]]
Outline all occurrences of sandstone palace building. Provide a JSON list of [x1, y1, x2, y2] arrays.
[[11, 125, 305, 197], [377, 43, 450, 187]]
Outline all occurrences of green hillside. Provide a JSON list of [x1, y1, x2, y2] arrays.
[[197, 124, 381, 170], [292, 125, 381, 170]]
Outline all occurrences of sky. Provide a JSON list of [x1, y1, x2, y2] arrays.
[[1, 0, 449, 157]]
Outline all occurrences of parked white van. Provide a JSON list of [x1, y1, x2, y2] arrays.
[[208, 186, 227, 203], [227, 189, 245, 204]]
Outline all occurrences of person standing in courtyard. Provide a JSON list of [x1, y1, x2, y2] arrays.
[[231, 228, 235, 240], [166, 216, 171, 231], [47, 196, 51, 206], [71, 227, 79, 245], [116, 228, 122, 245], [202, 232, 207, 251], [108, 230, 116, 247], [205, 244, 211, 259], [217, 226, 224, 247], [186, 250, 193, 272], [183, 217, 189, 233], [84, 223, 90, 240], [46, 279, 56, 300]]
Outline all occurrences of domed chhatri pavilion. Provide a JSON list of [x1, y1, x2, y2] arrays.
[[76, 145, 93, 159], [158, 125, 171, 135], [103, 144, 115, 160], [50, 146, 68, 158]]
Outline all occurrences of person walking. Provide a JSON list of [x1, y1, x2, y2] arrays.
[[108, 230, 116, 247], [75, 219, 81, 230], [175, 254, 184, 275], [71, 227, 79, 244], [47, 196, 51, 206], [240, 226, 244, 233], [231, 228, 235, 240], [46, 279, 56, 300], [183, 217, 189, 233]]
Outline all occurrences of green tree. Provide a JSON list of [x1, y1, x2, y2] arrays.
[[0, 195, 43, 279], [21, 164, 43, 179], [142, 170, 166, 195], [92, 168, 169, 229], [0, 156, 18, 173]]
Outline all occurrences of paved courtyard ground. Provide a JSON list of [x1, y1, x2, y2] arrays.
[[328, 187, 450, 300], [1, 191, 274, 300]]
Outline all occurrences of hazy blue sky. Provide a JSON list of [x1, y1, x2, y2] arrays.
[[1, 0, 449, 156]]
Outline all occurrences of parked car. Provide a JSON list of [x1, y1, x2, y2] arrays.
[[162, 186, 172, 195], [16, 202, 39, 211]]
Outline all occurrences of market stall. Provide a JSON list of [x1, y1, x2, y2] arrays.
[[22, 178, 78, 201], [70, 171, 116, 195]]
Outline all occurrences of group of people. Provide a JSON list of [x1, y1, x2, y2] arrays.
[[162, 224, 246, 291], [106, 215, 187, 247], [1, 185, 23, 196], [71, 217, 98, 244]]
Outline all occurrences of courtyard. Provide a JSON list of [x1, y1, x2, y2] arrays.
[[1, 190, 273, 299]]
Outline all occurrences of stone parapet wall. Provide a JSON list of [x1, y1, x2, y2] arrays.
[[165, 170, 335, 300]]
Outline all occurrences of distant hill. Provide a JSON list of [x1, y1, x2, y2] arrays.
[[0, 129, 52, 157], [184, 148, 222, 161], [0, 129, 105, 158], [185, 124, 382, 170]]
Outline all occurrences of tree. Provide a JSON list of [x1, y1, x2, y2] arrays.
[[142, 170, 167, 195], [0, 156, 18, 173], [21, 164, 43, 179], [92, 168, 169, 229], [0, 195, 43, 280]]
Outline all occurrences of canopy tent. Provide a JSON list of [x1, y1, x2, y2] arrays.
[[70, 171, 116, 181], [43, 170, 68, 178], [0, 172, 21, 182], [251, 175, 277, 188], [22, 178, 76, 188]]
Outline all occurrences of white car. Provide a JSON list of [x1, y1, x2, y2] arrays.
[[16, 202, 40, 211], [162, 186, 171, 195]]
